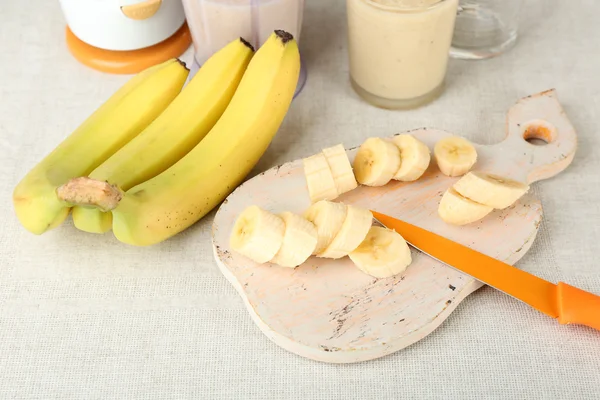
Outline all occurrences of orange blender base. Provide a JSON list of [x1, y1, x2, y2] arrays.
[[65, 23, 192, 74]]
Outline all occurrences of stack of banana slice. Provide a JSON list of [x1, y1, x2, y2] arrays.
[[229, 201, 412, 279], [302, 144, 358, 202]]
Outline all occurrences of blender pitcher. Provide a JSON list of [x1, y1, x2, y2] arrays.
[[182, 0, 307, 96]]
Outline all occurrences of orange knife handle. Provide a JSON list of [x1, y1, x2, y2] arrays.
[[557, 282, 600, 331]]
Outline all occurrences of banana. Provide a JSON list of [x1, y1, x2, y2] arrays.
[[318, 205, 373, 259], [303, 153, 339, 203], [322, 144, 358, 195], [303, 200, 348, 255], [57, 30, 301, 246], [348, 226, 412, 279], [438, 187, 493, 225], [229, 205, 285, 264], [391, 134, 431, 181], [453, 172, 530, 209], [352, 137, 401, 186], [270, 211, 318, 268], [71, 38, 254, 234], [13, 59, 188, 235], [434, 136, 478, 177]]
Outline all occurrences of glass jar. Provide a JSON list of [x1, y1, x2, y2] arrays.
[[182, 0, 307, 96], [346, 0, 459, 109]]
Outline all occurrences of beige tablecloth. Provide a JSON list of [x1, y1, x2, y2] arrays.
[[1, 0, 599, 398]]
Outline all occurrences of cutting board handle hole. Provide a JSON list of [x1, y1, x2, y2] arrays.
[[522, 119, 556, 146]]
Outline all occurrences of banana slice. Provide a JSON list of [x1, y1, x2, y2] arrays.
[[303, 200, 348, 254], [303, 153, 339, 203], [391, 134, 431, 181], [318, 205, 373, 259], [453, 172, 530, 209], [322, 144, 359, 195], [434, 136, 477, 177], [270, 212, 318, 268], [348, 226, 412, 279], [438, 187, 493, 225], [352, 137, 401, 186], [229, 205, 285, 264]]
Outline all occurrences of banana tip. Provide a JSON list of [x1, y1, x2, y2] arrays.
[[274, 30, 294, 44], [176, 58, 189, 71], [239, 37, 255, 52]]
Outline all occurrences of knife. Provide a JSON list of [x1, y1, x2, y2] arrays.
[[371, 210, 600, 331]]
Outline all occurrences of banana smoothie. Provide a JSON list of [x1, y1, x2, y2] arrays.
[[346, 0, 459, 109]]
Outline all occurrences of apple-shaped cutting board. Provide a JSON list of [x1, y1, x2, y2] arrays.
[[211, 89, 577, 363]]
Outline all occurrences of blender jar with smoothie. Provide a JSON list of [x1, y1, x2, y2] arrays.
[[182, 0, 307, 96], [346, 0, 459, 109]]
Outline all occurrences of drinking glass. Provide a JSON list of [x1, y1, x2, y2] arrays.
[[450, 0, 523, 59], [346, 0, 459, 110]]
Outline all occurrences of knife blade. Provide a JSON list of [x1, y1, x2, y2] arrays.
[[371, 210, 600, 331]]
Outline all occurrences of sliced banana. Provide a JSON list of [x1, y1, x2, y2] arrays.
[[270, 211, 318, 268], [348, 226, 412, 279], [434, 136, 477, 177], [391, 134, 431, 182], [438, 187, 493, 225], [229, 205, 285, 264], [453, 171, 530, 209], [322, 144, 358, 195], [303, 153, 339, 203], [318, 205, 373, 259], [303, 200, 348, 254], [352, 137, 401, 186]]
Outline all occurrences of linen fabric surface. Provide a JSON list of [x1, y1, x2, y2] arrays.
[[1, 0, 599, 398]]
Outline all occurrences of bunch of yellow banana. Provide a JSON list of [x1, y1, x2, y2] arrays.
[[13, 58, 189, 234], [53, 30, 300, 246]]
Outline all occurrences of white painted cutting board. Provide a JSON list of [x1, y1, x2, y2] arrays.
[[211, 89, 577, 363]]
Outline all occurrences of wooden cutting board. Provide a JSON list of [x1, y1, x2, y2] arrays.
[[211, 89, 577, 363]]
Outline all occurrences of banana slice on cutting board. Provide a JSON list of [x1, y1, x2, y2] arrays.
[[391, 134, 431, 182], [353, 137, 401, 186], [270, 211, 318, 268], [303, 200, 348, 254], [322, 144, 358, 195], [434, 136, 477, 177], [438, 187, 493, 225], [453, 172, 530, 209], [229, 205, 285, 264], [303, 153, 339, 203], [349, 226, 412, 279], [318, 205, 373, 259]]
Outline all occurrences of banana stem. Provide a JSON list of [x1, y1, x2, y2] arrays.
[[56, 177, 123, 212]]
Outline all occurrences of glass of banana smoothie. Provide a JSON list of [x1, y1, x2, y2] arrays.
[[346, 0, 459, 109]]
